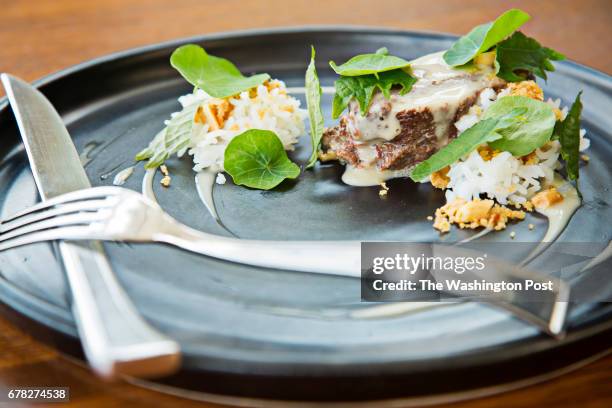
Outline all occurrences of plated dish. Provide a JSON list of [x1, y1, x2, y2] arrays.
[[0, 11, 611, 404], [131, 9, 588, 240]]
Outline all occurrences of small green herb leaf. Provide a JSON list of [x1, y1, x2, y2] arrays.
[[135, 102, 198, 169], [329, 50, 411, 76], [332, 69, 416, 118], [553, 92, 582, 183], [224, 129, 300, 190], [170, 44, 270, 98], [443, 9, 531, 66], [305, 46, 325, 169], [495, 31, 566, 82], [409, 118, 502, 182], [484, 95, 556, 156]]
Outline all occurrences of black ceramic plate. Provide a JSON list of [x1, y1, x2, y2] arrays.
[[0, 28, 611, 404]]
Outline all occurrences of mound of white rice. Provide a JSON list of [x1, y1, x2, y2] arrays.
[[438, 86, 589, 205], [444, 143, 561, 205], [175, 80, 306, 172]]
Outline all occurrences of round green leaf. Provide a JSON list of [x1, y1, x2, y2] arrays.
[[224, 129, 300, 190]]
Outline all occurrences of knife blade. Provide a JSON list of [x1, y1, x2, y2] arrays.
[[1, 73, 180, 378]]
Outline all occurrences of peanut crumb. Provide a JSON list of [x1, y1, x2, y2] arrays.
[[506, 80, 544, 101], [433, 198, 525, 233], [195, 99, 233, 130], [430, 166, 450, 189], [509, 200, 534, 212], [528, 223, 535, 230], [477, 145, 501, 161], [531, 187, 564, 209], [433, 216, 451, 233], [523, 201, 534, 212], [427, 215, 434, 221], [521, 151, 539, 165], [318, 151, 338, 162], [265, 80, 282, 92], [160, 164, 169, 176], [379, 182, 389, 199], [209, 98, 233, 127], [581, 154, 590, 162], [160, 175, 171, 188]]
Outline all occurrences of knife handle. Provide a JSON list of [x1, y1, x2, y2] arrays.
[[58, 240, 180, 379]]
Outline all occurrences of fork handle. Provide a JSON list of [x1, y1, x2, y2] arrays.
[[59, 240, 180, 378], [158, 226, 361, 277]]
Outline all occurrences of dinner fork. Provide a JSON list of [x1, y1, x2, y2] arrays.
[[0, 186, 362, 277], [1, 186, 573, 336]]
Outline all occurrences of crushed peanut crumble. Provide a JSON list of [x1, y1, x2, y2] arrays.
[[160, 175, 171, 188], [430, 166, 450, 189], [433, 198, 526, 233], [477, 145, 501, 161], [379, 182, 389, 198], [506, 80, 544, 101], [531, 187, 564, 209], [318, 151, 338, 162], [521, 151, 538, 165]]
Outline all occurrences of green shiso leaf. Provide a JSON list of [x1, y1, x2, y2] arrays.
[[135, 102, 199, 169], [223, 129, 300, 190], [329, 50, 411, 77], [170, 44, 270, 98], [552, 92, 582, 184], [409, 118, 502, 182], [331, 69, 416, 119], [484, 95, 556, 156], [305, 47, 325, 169], [443, 9, 531, 66], [495, 31, 566, 82]]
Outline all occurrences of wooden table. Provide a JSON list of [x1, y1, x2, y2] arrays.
[[0, 0, 611, 406]]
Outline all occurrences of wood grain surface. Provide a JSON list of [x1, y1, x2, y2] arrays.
[[0, 0, 611, 407]]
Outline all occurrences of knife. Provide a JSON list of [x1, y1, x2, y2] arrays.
[[1, 74, 180, 379]]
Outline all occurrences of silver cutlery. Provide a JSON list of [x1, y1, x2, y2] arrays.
[[1, 74, 180, 379], [0, 185, 571, 336]]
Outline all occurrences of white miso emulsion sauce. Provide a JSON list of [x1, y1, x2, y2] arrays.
[[520, 175, 581, 266], [537, 175, 581, 243], [140, 166, 222, 222]]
